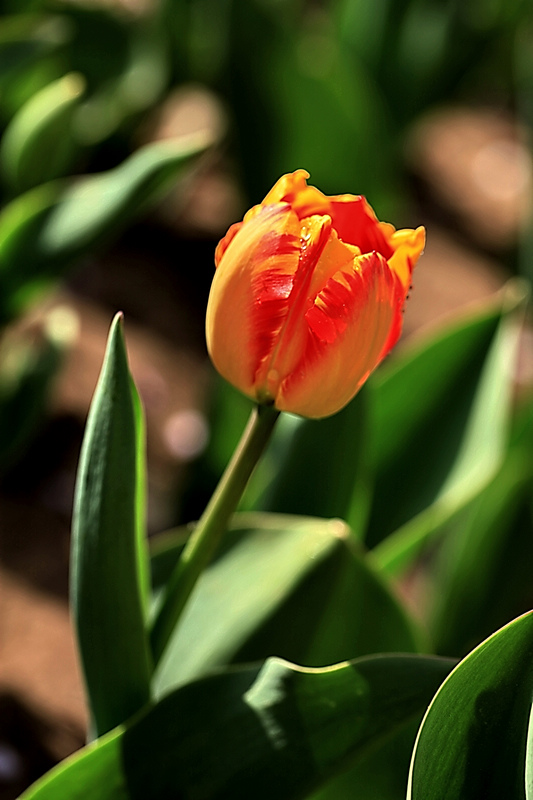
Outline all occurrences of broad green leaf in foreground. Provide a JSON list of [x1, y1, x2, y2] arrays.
[[408, 611, 533, 799], [372, 282, 526, 575], [21, 653, 453, 800], [151, 513, 422, 698], [309, 722, 419, 800], [0, 132, 212, 322], [71, 314, 151, 738]]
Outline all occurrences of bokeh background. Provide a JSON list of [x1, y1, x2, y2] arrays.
[[0, 0, 531, 796]]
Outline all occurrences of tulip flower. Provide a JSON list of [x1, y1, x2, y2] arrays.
[[206, 170, 425, 418]]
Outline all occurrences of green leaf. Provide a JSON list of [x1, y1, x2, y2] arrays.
[[0, 71, 85, 192], [227, 2, 400, 216], [151, 513, 422, 698], [0, 324, 63, 470], [424, 389, 533, 657], [20, 729, 126, 800], [308, 722, 419, 800], [371, 282, 526, 575], [0, 14, 69, 79], [21, 654, 453, 800], [0, 132, 212, 322], [429, 445, 533, 657], [255, 388, 370, 531], [59, 5, 168, 145], [40, 132, 211, 261], [71, 313, 152, 738], [408, 611, 533, 800], [366, 300, 501, 546]]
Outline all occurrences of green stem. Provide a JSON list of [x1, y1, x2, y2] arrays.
[[150, 402, 280, 665]]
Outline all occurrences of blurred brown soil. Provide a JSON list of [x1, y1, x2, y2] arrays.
[[0, 104, 531, 798]]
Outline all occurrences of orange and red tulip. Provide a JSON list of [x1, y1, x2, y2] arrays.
[[206, 170, 425, 418]]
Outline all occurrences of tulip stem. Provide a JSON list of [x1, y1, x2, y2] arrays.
[[150, 402, 280, 665]]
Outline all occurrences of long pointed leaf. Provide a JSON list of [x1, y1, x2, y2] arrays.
[[71, 313, 152, 737]]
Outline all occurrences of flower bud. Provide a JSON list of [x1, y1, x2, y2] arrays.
[[206, 170, 425, 418]]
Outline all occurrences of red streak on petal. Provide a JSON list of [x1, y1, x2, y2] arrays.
[[254, 231, 301, 263], [306, 305, 347, 343], [304, 260, 373, 349], [252, 216, 333, 393], [281, 252, 405, 404], [249, 232, 300, 382], [330, 198, 394, 259], [251, 267, 295, 365]]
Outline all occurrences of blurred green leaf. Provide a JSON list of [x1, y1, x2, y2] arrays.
[[254, 388, 369, 531], [57, 5, 130, 93], [334, 0, 526, 124], [71, 313, 152, 738], [226, 1, 399, 215], [176, 375, 254, 525], [408, 611, 533, 799], [0, 131, 212, 322], [267, 29, 398, 214], [1, 71, 85, 192], [70, 11, 169, 145], [151, 512, 422, 699], [0, 14, 70, 81], [429, 446, 532, 657], [0, 323, 63, 470], [21, 653, 453, 800], [333, 0, 391, 70], [366, 302, 501, 545], [37, 133, 210, 258], [370, 283, 526, 575], [426, 384, 533, 657]]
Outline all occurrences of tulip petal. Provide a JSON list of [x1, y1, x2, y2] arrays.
[[329, 197, 395, 259], [387, 225, 426, 287], [264, 172, 395, 261], [214, 220, 243, 267], [206, 202, 301, 400], [275, 253, 405, 418], [253, 213, 333, 400], [261, 169, 331, 220], [264, 223, 359, 391]]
